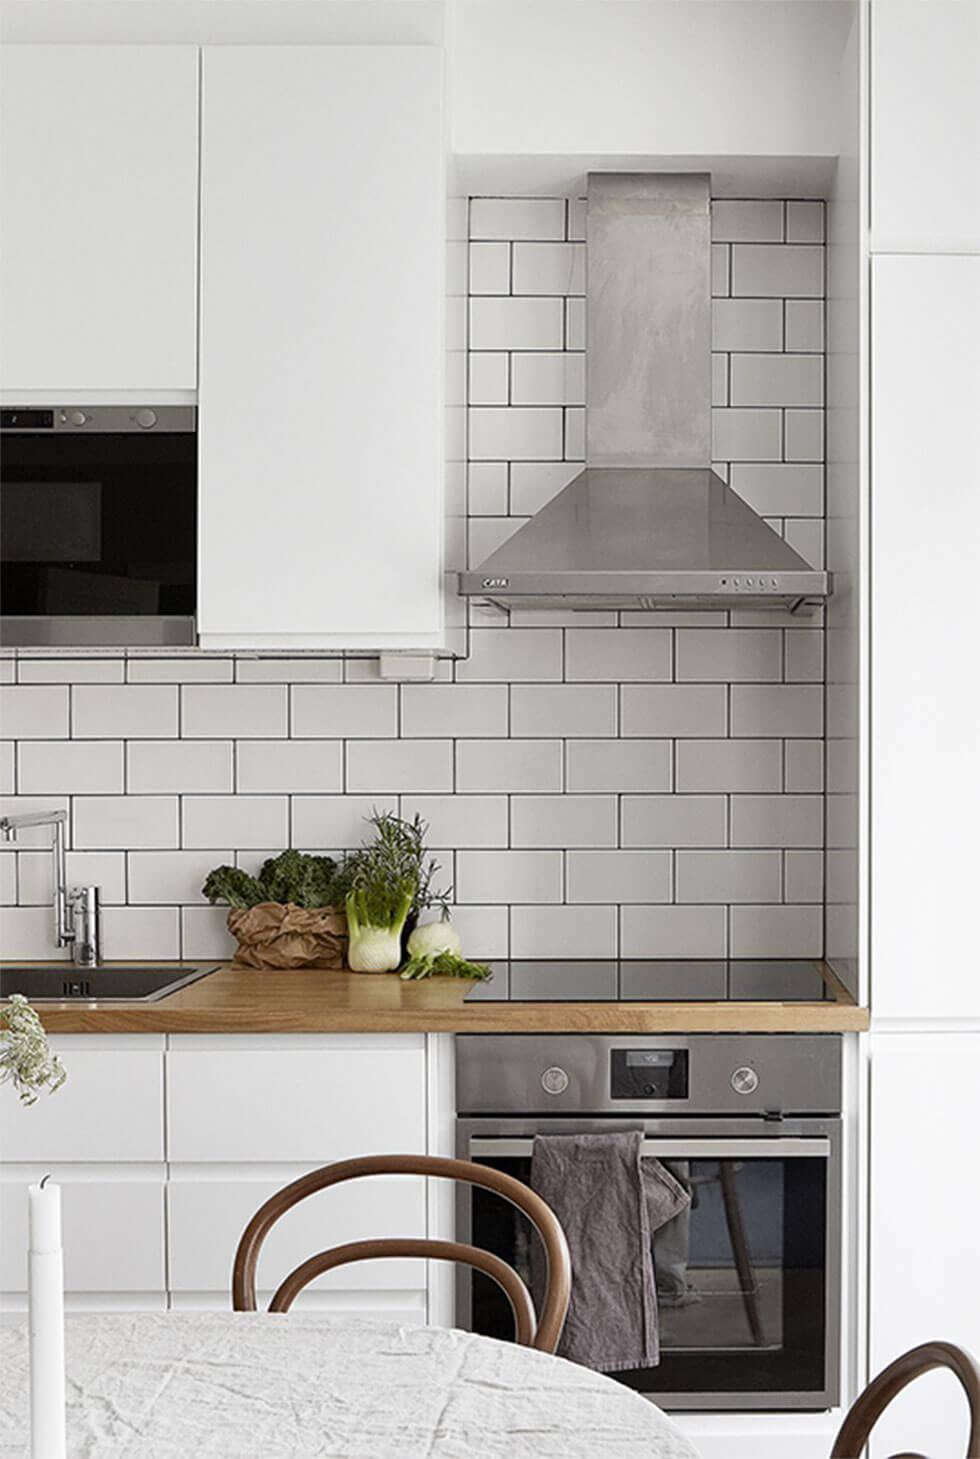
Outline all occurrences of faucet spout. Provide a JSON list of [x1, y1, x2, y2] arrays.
[[0, 809, 73, 949]]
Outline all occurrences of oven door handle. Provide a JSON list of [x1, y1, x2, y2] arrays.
[[468, 1137, 830, 1159]]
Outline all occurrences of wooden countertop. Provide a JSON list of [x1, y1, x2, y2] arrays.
[[18, 962, 869, 1033]]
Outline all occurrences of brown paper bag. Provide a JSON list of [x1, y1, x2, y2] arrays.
[[227, 902, 347, 970]]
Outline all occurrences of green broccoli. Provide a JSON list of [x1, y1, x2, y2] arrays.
[[201, 866, 266, 909]]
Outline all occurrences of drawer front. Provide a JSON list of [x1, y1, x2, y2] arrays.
[[0, 1049, 164, 1162]]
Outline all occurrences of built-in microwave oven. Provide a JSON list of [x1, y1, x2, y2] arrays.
[[0, 406, 197, 647]]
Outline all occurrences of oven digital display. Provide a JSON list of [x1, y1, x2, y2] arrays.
[[611, 1048, 689, 1099]]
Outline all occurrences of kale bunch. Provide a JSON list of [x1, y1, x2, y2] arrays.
[[203, 850, 347, 910]]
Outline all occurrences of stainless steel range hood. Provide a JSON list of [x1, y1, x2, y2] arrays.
[[458, 174, 830, 615]]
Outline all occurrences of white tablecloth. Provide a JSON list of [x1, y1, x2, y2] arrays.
[[0, 1312, 701, 1458]]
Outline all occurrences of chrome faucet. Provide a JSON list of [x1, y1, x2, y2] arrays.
[[0, 809, 101, 967]]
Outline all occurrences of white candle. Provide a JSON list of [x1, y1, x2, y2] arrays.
[[28, 1177, 66, 1459]]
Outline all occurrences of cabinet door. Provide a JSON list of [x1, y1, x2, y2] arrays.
[[871, 257, 980, 1019], [871, 0, 980, 246], [0, 46, 198, 391], [869, 1034, 980, 1457], [198, 47, 445, 650]]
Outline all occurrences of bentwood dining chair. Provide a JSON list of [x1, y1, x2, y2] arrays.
[[232, 1153, 572, 1354], [831, 1341, 980, 1459]]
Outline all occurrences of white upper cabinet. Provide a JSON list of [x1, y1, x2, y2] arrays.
[[871, 255, 980, 1020], [871, 0, 980, 247], [0, 46, 199, 392], [198, 46, 446, 650]]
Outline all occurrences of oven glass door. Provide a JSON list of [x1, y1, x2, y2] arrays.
[[1, 431, 196, 619], [460, 1125, 839, 1410]]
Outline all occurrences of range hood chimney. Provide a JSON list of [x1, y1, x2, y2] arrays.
[[458, 174, 831, 614]]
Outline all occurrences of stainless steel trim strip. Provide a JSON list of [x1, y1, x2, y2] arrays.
[[0, 406, 196, 433], [0, 616, 197, 648], [469, 1137, 831, 1159]]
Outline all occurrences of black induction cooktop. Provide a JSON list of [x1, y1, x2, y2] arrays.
[[464, 958, 833, 1004]]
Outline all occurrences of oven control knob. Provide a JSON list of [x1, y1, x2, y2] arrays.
[[541, 1066, 569, 1096], [731, 1066, 759, 1096], [69, 410, 88, 427], [134, 408, 158, 430]]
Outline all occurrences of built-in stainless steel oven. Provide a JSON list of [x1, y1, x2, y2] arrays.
[[456, 1034, 842, 1412], [0, 405, 197, 646]]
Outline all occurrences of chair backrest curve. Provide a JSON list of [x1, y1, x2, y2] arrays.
[[830, 1342, 980, 1459]]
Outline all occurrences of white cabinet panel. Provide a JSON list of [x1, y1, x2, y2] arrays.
[[198, 46, 445, 649], [0, 46, 198, 391], [167, 1040, 426, 1162], [0, 1047, 164, 1162], [869, 1035, 980, 1457], [871, 0, 980, 246], [168, 1172, 425, 1293], [0, 1172, 165, 1293], [871, 256, 980, 1019]]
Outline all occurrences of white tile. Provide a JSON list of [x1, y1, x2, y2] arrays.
[[711, 408, 781, 461], [127, 741, 234, 794], [0, 796, 69, 847], [784, 518, 824, 568], [711, 243, 731, 297], [346, 741, 453, 794], [785, 201, 825, 243], [469, 198, 565, 241], [565, 296, 586, 348], [468, 353, 509, 405], [785, 850, 824, 903], [181, 796, 289, 850], [511, 685, 617, 737], [712, 354, 728, 406], [511, 795, 617, 849], [17, 658, 124, 683], [566, 850, 671, 904], [467, 463, 509, 516], [0, 906, 69, 960], [401, 684, 508, 738], [622, 685, 726, 738], [565, 628, 671, 682], [711, 297, 784, 352], [729, 464, 823, 517], [467, 517, 524, 563], [72, 684, 177, 739], [65, 852, 126, 904], [567, 196, 586, 241], [675, 739, 782, 793], [401, 795, 508, 849], [290, 795, 397, 850], [181, 685, 286, 739], [785, 300, 824, 351], [0, 659, 13, 683], [127, 658, 234, 683], [0, 686, 69, 739], [456, 850, 562, 904], [509, 607, 617, 628], [468, 240, 510, 293], [785, 740, 825, 792], [182, 904, 237, 959], [621, 795, 726, 848], [564, 407, 585, 460], [0, 742, 13, 795], [621, 905, 726, 958], [730, 354, 823, 407], [511, 905, 616, 959], [101, 906, 180, 960], [291, 685, 397, 739], [0, 852, 16, 904], [128, 850, 231, 905], [235, 658, 342, 683], [17, 741, 123, 794], [457, 628, 562, 683], [468, 407, 563, 460], [510, 352, 585, 405], [675, 850, 782, 903], [731, 795, 823, 848], [455, 740, 562, 793], [509, 461, 579, 515], [731, 244, 824, 298], [73, 796, 179, 850], [729, 904, 822, 957], [675, 629, 782, 683], [784, 409, 824, 461], [447, 904, 509, 958], [731, 684, 823, 738], [511, 242, 585, 295], [565, 740, 671, 793], [785, 630, 824, 683], [468, 297, 563, 351], [712, 200, 783, 243], [236, 740, 344, 793]]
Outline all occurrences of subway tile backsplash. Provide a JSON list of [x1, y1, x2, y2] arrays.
[[0, 196, 826, 976]]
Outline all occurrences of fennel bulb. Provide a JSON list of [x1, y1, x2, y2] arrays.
[[345, 878, 415, 974], [406, 917, 461, 961]]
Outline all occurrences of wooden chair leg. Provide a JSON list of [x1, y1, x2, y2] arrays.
[[718, 1160, 765, 1347]]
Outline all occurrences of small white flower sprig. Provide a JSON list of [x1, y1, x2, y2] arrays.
[[0, 995, 67, 1106]]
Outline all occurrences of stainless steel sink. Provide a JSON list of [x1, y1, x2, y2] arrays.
[[0, 965, 220, 1002]]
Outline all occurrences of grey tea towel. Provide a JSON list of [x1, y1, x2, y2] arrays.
[[531, 1130, 690, 1372]]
